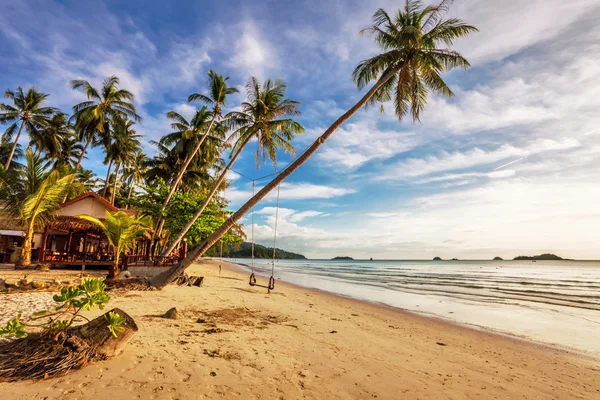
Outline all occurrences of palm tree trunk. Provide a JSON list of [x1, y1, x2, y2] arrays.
[[102, 159, 113, 198], [17, 222, 35, 268], [153, 114, 218, 239], [158, 138, 249, 260], [111, 162, 121, 205], [5, 122, 25, 170], [109, 252, 120, 279], [150, 67, 400, 288], [75, 137, 92, 171], [125, 176, 135, 209]]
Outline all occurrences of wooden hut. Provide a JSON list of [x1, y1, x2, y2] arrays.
[[37, 193, 151, 267]]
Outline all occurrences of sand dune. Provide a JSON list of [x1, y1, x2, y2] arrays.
[[2, 260, 599, 399]]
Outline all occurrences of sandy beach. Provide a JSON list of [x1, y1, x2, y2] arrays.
[[1, 260, 599, 399]]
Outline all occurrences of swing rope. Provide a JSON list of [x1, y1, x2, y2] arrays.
[[248, 180, 279, 293], [218, 186, 227, 277], [249, 181, 257, 286]]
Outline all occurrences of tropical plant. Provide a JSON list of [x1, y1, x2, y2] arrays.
[[29, 112, 71, 160], [70, 76, 141, 171], [16, 169, 80, 267], [0, 279, 124, 340], [75, 168, 99, 192], [0, 87, 59, 169], [153, 106, 227, 236], [104, 117, 142, 205], [122, 150, 147, 206], [50, 125, 84, 169], [0, 137, 23, 171], [151, 0, 476, 287], [159, 77, 303, 259], [78, 211, 152, 278], [154, 70, 238, 237]]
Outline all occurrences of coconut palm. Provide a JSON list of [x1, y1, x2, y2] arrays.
[[70, 76, 141, 171], [0, 87, 59, 169], [153, 106, 228, 237], [122, 150, 147, 206], [103, 118, 142, 205], [151, 0, 476, 287], [158, 77, 303, 259], [52, 131, 84, 170], [75, 169, 99, 192], [78, 211, 152, 278], [16, 170, 79, 267], [0, 138, 23, 172], [29, 113, 72, 160], [154, 71, 238, 234]]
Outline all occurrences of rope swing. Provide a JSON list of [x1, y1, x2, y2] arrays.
[[249, 180, 278, 293]]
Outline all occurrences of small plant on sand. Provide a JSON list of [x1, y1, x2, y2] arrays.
[[0, 278, 122, 339], [0, 278, 138, 382]]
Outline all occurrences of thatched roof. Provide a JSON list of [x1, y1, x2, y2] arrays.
[[47, 215, 105, 234], [0, 213, 25, 231], [0, 193, 144, 237]]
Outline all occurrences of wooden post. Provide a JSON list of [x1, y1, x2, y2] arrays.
[[181, 239, 188, 259], [38, 225, 50, 262], [81, 232, 88, 277], [66, 229, 73, 261]]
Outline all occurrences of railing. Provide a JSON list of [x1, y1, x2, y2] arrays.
[[41, 251, 180, 267]]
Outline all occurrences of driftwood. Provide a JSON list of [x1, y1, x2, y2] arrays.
[[0, 308, 138, 381]]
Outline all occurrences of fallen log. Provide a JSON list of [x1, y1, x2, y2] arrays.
[[0, 308, 138, 381]]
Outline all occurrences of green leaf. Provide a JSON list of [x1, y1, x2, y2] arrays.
[[104, 311, 127, 338]]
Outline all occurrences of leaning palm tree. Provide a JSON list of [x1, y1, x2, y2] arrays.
[[154, 71, 238, 235], [78, 211, 151, 278], [16, 170, 79, 267], [151, 0, 477, 287], [70, 76, 141, 171], [158, 76, 303, 259], [153, 106, 227, 237], [0, 87, 59, 169]]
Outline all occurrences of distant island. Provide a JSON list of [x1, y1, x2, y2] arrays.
[[493, 256, 504, 260], [332, 256, 354, 260], [433, 257, 442, 261], [513, 253, 563, 261], [222, 242, 306, 259]]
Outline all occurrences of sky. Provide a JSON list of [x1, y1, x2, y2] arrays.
[[1, 0, 600, 259]]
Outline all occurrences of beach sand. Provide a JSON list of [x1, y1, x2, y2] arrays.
[[1, 260, 599, 399]]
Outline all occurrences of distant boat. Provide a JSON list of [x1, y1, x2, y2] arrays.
[[370, 257, 373, 261]]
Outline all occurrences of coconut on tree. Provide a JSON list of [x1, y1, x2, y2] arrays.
[[152, 0, 477, 287]]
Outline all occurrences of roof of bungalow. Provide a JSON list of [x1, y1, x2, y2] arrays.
[[0, 193, 140, 235]]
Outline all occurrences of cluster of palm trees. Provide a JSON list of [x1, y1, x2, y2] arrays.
[[0, 1, 477, 280], [0, 67, 305, 266]]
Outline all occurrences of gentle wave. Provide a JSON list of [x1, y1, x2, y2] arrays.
[[223, 258, 600, 356]]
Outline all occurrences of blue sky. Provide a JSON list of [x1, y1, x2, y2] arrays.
[[2, 0, 600, 259]]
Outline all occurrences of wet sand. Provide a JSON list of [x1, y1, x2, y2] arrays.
[[1, 260, 599, 399]]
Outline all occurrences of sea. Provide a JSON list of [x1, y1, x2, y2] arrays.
[[223, 258, 600, 358]]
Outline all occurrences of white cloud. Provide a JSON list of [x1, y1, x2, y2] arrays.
[[379, 138, 580, 180], [226, 182, 355, 204], [172, 103, 197, 121], [228, 21, 274, 78]]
